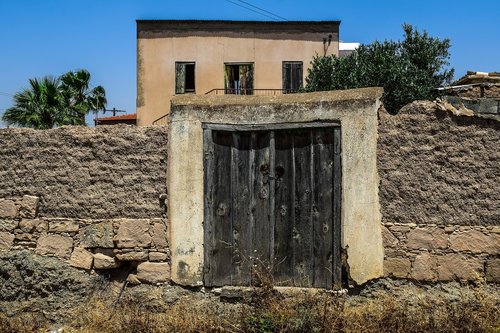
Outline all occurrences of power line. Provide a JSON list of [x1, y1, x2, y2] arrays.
[[0, 92, 13, 97], [235, 0, 288, 21], [223, 0, 286, 21]]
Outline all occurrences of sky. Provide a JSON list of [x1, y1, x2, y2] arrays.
[[0, 0, 498, 127]]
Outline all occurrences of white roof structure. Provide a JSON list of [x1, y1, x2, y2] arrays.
[[339, 42, 360, 51]]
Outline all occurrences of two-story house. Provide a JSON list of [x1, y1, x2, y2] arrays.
[[136, 20, 340, 126]]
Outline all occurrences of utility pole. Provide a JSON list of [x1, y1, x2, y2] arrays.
[[104, 108, 126, 116], [94, 108, 127, 126]]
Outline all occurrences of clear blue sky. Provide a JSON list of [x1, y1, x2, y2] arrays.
[[0, 0, 498, 127]]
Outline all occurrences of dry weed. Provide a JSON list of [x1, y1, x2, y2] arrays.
[[1, 282, 498, 333]]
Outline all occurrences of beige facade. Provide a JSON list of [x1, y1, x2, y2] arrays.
[[137, 20, 340, 126]]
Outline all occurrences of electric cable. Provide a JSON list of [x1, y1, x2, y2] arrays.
[[235, 0, 288, 21], [223, 0, 286, 21]]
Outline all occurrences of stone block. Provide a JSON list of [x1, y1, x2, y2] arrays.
[[449, 230, 500, 254], [35, 234, 73, 258], [127, 274, 141, 285], [382, 226, 399, 248], [436, 254, 483, 281], [79, 221, 114, 248], [444, 226, 456, 233], [14, 233, 33, 241], [0, 200, 18, 218], [407, 227, 448, 250], [0, 219, 18, 232], [388, 225, 411, 234], [49, 219, 80, 233], [115, 251, 148, 261], [137, 262, 170, 284], [485, 259, 500, 283], [0, 232, 15, 251], [70, 247, 94, 270], [152, 223, 168, 249], [411, 252, 437, 281], [19, 219, 48, 233], [149, 252, 169, 262], [115, 219, 152, 248], [19, 195, 39, 218], [384, 258, 411, 278], [93, 253, 119, 269]]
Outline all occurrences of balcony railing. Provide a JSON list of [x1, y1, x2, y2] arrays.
[[205, 88, 299, 96], [152, 88, 300, 125], [152, 114, 168, 126]]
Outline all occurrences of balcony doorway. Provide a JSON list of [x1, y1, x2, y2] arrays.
[[224, 63, 254, 95]]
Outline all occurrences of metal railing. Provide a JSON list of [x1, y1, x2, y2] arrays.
[[152, 114, 168, 126], [151, 88, 301, 126], [205, 88, 299, 96]]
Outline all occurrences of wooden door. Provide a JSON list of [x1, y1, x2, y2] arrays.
[[204, 123, 341, 289]]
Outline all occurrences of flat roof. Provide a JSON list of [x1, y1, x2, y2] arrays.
[[95, 113, 137, 121], [137, 19, 340, 35]]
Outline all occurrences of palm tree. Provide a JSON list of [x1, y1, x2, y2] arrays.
[[2, 76, 76, 129], [2, 69, 107, 129], [60, 69, 107, 117]]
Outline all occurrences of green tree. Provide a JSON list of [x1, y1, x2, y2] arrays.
[[2, 69, 107, 129], [2, 77, 72, 129], [305, 24, 454, 113], [60, 69, 107, 116]]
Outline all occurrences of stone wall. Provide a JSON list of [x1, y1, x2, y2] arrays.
[[379, 101, 499, 282], [0, 195, 169, 283], [0, 99, 499, 299], [0, 126, 167, 219], [0, 125, 170, 286], [378, 101, 499, 226], [383, 223, 499, 282]]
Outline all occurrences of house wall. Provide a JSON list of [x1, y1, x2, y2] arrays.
[[378, 101, 500, 282], [137, 21, 339, 126]]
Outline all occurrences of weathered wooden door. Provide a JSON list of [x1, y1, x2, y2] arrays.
[[203, 123, 341, 289]]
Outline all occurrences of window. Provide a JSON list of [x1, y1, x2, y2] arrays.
[[282, 62, 303, 93], [175, 62, 195, 94], [224, 63, 254, 95]]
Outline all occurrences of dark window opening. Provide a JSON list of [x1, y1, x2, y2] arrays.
[[224, 63, 254, 95], [283, 62, 303, 93], [176, 62, 195, 94]]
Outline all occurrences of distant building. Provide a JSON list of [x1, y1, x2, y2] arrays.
[[94, 113, 137, 126], [339, 42, 360, 57], [439, 71, 500, 98], [136, 20, 341, 126], [438, 71, 500, 120]]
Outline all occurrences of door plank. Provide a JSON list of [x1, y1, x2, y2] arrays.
[[210, 131, 233, 286], [231, 132, 252, 284], [273, 131, 295, 285], [203, 129, 214, 286], [312, 128, 335, 288], [252, 131, 271, 280], [292, 130, 314, 287], [332, 127, 342, 288]]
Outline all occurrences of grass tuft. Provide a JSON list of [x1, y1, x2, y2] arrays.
[[1, 282, 499, 333]]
